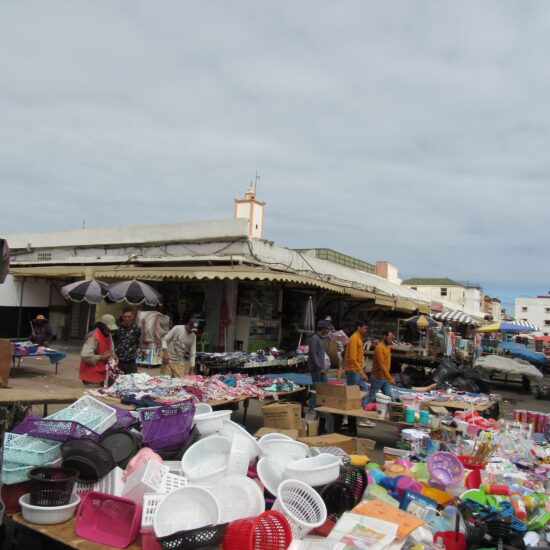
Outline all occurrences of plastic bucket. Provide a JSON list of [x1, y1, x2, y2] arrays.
[[433, 531, 466, 550]]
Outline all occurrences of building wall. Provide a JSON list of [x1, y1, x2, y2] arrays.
[[515, 296, 550, 336], [403, 284, 466, 307]]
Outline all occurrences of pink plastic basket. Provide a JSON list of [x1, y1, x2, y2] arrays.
[[426, 452, 464, 488], [75, 491, 141, 549]]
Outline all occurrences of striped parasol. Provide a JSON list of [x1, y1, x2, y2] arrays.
[[405, 314, 439, 329], [60, 279, 109, 304]]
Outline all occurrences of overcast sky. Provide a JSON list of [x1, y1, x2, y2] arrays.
[[1, 1, 549, 310]]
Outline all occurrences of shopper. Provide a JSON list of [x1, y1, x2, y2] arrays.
[[161, 318, 198, 377], [79, 314, 118, 387], [30, 314, 53, 346], [307, 320, 331, 409], [113, 307, 141, 375], [364, 330, 396, 410], [343, 321, 374, 427]]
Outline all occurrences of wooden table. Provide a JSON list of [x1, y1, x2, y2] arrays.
[[12, 514, 141, 550], [0, 386, 84, 416]]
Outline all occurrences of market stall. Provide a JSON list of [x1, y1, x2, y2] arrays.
[[10, 341, 67, 375]]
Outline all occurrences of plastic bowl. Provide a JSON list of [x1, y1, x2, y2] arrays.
[[258, 433, 294, 445], [193, 410, 232, 436], [259, 439, 309, 460], [19, 493, 80, 525], [283, 454, 341, 487]]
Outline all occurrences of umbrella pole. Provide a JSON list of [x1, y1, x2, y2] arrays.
[[86, 304, 91, 334]]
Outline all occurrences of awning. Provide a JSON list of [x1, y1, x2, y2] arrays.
[[432, 310, 481, 326], [476, 319, 540, 333]]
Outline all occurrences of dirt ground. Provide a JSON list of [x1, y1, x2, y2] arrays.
[[7, 342, 550, 462]]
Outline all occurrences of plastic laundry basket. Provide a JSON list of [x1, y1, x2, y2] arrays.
[[272, 479, 327, 539], [75, 491, 141, 548], [427, 452, 464, 488], [222, 510, 292, 550], [28, 466, 79, 507]]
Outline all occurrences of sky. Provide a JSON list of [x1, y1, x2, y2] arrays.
[[1, 1, 549, 312]]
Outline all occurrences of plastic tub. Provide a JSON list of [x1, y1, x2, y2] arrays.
[[181, 435, 230, 484], [210, 475, 265, 523], [193, 410, 232, 436], [258, 433, 294, 445], [20, 493, 80, 525], [284, 454, 341, 487], [259, 439, 309, 460], [220, 420, 262, 463], [257, 455, 294, 497]]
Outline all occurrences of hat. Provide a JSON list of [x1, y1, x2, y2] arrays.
[[316, 320, 331, 331], [99, 314, 118, 331], [188, 317, 199, 328], [34, 314, 46, 322]]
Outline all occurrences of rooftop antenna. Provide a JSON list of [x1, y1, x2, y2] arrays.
[[254, 170, 260, 193], [82, 220, 86, 230]]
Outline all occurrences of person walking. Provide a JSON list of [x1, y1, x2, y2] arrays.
[[79, 314, 118, 387], [161, 318, 198, 377], [343, 321, 374, 427], [30, 314, 53, 346], [307, 320, 331, 409], [364, 331, 395, 410], [113, 307, 141, 375]]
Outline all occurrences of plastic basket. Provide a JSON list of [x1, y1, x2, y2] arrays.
[[456, 455, 487, 471], [258, 433, 294, 445], [400, 489, 438, 513], [194, 403, 213, 416], [158, 425, 201, 461], [28, 466, 79, 507], [226, 433, 251, 476], [161, 473, 188, 494], [219, 420, 262, 463], [20, 492, 81, 525], [139, 400, 195, 452], [427, 452, 464, 488], [318, 481, 356, 521], [157, 524, 227, 550], [310, 446, 351, 464], [283, 454, 341, 487], [2, 480, 32, 514], [61, 439, 116, 482], [210, 475, 265, 523], [4, 433, 62, 467], [122, 459, 169, 504], [12, 415, 101, 442], [222, 510, 292, 550], [76, 491, 141, 548], [259, 439, 309, 460], [47, 396, 116, 434], [74, 466, 125, 497], [272, 479, 327, 539], [257, 456, 293, 497], [193, 410, 232, 437], [181, 436, 230, 484], [153, 486, 220, 538], [338, 464, 368, 504], [141, 493, 166, 531], [2, 456, 62, 486], [111, 407, 138, 430]]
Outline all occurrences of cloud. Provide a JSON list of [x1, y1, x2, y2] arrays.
[[1, 1, 549, 297]]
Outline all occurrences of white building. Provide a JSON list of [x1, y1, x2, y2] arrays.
[[515, 295, 550, 336]]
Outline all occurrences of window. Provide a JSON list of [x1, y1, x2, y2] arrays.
[[411, 287, 417, 290], [545, 320, 550, 326], [545, 308, 550, 313], [440, 288, 447, 297], [521, 307, 528, 312]]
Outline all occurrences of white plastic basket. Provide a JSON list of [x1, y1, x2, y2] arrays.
[[122, 459, 169, 504], [210, 475, 265, 523], [259, 439, 309, 460], [219, 420, 262, 463], [75, 466, 125, 497], [3, 433, 61, 466], [226, 433, 250, 476], [257, 455, 294, 497], [193, 410, 232, 436], [163, 461, 183, 476], [153, 486, 220, 538], [141, 493, 166, 531], [273, 479, 327, 539], [283, 454, 341, 487], [161, 472, 188, 494], [194, 403, 213, 416], [46, 395, 116, 434], [181, 435, 230, 484], [258, 432, 294, 445]]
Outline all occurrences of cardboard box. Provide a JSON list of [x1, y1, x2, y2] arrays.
[[297, 433, 357, 454], [261, 402, 302, 430], [298, 418, 319, 438], [356, 437, 376, 455], [254, 427, 298, 440], [316, 383, 361, 410]]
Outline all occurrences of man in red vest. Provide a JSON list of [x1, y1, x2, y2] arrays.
[[79, 314, 118, 387]]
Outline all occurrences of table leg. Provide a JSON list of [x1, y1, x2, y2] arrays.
[[242, 398, 250, 426], [55, 362, 58, 375], [43, 404, 48, 416]]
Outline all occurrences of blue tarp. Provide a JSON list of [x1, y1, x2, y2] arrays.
[[497, 342, 548, 367]]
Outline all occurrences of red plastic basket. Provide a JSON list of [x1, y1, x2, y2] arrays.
[[75, 491, 141, 549], [223, 510, 292, 550], [457, 455, 486, 471]]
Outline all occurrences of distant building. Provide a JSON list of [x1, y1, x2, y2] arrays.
[[402, 277, 483, 315], [515, 295, 550, 336], [481, 295, 502, 321], [234, 185, 265, 239]]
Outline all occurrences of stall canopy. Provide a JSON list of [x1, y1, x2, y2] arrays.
[[475, 319, 540, 333], [432, 310, 481, 326]]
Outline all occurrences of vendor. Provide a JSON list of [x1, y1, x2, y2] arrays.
[[161, 318, 198, 377], [79, 314, 118, 387], [307, 320, 331, 409], [364, 331, 395, 410], [30, 314, 53, 346]]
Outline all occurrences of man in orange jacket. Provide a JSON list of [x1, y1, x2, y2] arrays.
[[364, 331, 396, 410]]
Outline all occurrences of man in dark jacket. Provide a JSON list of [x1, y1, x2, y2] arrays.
[[30, 315, 53, 346], [307, 320, 331, 409], [113, 307, 141, 374]]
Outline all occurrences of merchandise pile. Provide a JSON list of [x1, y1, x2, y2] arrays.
[[198, 350, 306, 370]]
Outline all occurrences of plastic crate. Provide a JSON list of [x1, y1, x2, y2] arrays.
[[3, 433, 61, 467], [160, 473, 187, 494], [122, 460, 169, 504], [141, 493, 166, 531], [2, 457, 62, 485], [75, 467, 125, 497], [46, 396, 116, 434]]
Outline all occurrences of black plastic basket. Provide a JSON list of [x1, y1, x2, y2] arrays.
[[318, 481, 356, 521], [61, 439, 115, 482], [157, 524, 227, 550], [338, 464, 368, 504], [28, 466, 79, 507]]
